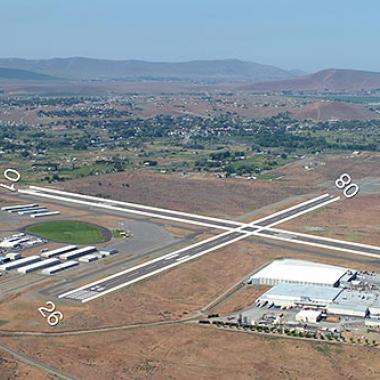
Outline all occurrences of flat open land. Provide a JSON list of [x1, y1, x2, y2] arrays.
[[0, 349, 53, 380], [2, 324, 380, 380], [0, 152, 379, 379]]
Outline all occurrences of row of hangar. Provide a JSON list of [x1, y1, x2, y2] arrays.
[[0, 245, 117, 275]]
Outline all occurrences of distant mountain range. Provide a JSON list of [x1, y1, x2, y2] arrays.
[[0, 57, 301, 82], [0, 58, 379, 93], [241, 69, 380, 92], [0, 67, 58, 81]]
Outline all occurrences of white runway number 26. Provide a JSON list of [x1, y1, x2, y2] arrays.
[[38, 301, 64, 326], [335, 173, 360, 199]]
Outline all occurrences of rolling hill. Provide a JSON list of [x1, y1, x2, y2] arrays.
[[290, 101, 380, 121], [241, 69, 380, 92], [0, 57, 300, 82]]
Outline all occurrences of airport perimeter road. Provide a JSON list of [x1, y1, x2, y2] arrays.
[[59, 230, 249, 303]]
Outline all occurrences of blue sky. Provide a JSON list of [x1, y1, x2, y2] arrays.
[[1, 0, 379, 72]]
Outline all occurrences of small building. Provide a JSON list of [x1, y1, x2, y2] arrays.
[[0, 238, 29, 249], [79, 254, 99, 263], [5, 252, 22, 261], [98, 249, 118, 257], [369, 306, 380, 316], [295, 309, 322, 324]]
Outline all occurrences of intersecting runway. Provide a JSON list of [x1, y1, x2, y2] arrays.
[[17, 185, 380, 303]]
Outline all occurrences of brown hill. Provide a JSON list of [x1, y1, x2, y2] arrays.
[[291, 101, 379, 121], [242, 69, 380, 92]]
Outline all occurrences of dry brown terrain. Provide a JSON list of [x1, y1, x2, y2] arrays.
[[0, 153, 379, 378], [2, 323, 380, 380], [242, 68, 380, 92], [291, 101, 379, 121], [61, 171, 315, 219], [0, 350, 52, 380]]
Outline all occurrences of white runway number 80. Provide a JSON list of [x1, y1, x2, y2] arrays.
[[335, 173, 359, 198]]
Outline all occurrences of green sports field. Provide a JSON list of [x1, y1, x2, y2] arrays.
[[26, 220, 107, 244]]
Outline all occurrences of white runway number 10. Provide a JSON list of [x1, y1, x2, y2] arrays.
[[0, 168, 21, 192], [335, 173, 360, 198]]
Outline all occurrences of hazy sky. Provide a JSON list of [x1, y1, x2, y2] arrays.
[[1, 0, 379, 72]]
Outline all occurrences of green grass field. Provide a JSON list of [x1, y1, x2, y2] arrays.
[[26, 220, 106, 244]]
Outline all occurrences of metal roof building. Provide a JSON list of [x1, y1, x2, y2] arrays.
[[30, 211, 61, 218], [257, 283, 343, 307], [295, 309, 322, 323], [327, 304, 368, 318], [17, 258, 60, 274], [249, 259, 352, 287], [0, 256, 41, 271], [59, 246, 97, 260], [41, 245, 77, 259], [41, 260, 79, 275], [79, 254, 99, 263], [1, 204, 38, 211]]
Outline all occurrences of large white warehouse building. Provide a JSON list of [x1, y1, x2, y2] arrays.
[[249, 259, 354, 287]]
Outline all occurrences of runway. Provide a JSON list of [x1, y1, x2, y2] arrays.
[[55, 192, 344, 303], [256, 228, 380, 259], [19, 186, 242, 230], [19, 187, 336, 231], [59, 230, 249, 302], [14, 185, 380, 303]]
